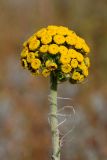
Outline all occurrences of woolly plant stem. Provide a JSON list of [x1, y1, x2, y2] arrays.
[[50, 72, 60, 160]]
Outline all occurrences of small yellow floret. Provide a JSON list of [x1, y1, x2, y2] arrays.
[[47, 26, 57, 36], [45, 60, 57, 70], [78, 62, 87, 70], [29, 40, 40, 51], [32, 70, 40, 76], [70, 59, 78, 68], [66, 35, 77, 45], [42, 68, 50, 77], [31, 58, 41, 69], [21, 59, 28, 69], [59, 46, 68, 55], [27, 35, 37, 43], [53, 35, 65, 44], [57, 26, 69, 35], [68, 49, 77, 58], [27, 52, 35, 63], [21, 47, 28, 58], [84, 57, 90, 67], [67, 30, 76, 36], [78, 75, 84, 82], [83, 43, 90, 53], [60, 54, 71, 64], [82, 68, 88, 77], [41, 34, 52, 44], [61, 64, 71, 73], [36, 28, 47, 38], [75, 37, 85, 49], [23, 41, 28, 47], [48, 44, 59, 54], [40, 45, 49, 53], [76, 52, 84, 62], [72, 71, 81, 80]]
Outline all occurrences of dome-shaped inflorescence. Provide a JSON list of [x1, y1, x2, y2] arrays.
[[21, 25, 90, 83]]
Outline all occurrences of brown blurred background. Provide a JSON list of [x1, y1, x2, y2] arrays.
[[0, 0, 107, 159]]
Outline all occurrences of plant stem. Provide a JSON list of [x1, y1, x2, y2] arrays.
[[50, 72, 60, 160]]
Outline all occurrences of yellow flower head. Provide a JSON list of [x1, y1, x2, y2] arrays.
[[23, 41, 28, 47], [48, 44, 59, 54], [83, 43, 90, 54], [82, 68, 88, 77], [21, 59, 28, 69], [45, 60, 57, 70], [41, 34, 52, 44], [21, 25, 90, 83], [66, 35, 77, 45], [42, 68, 50, 77], [61, 64, 71, 73], [36, 28, 47, 38], [31, 58, 41, 70], [60, 54, 71, 64], [53, 35, 65, 44], [29, 39, 40, 51], [67, 30, 76, 36], [57, 26, 69, 35], [75, 37, 85, 49], [78, 75, 84, 83], [68, 49, 77, 58], [70, 59, 78, 68], [27, 35, 37, 44], [47, 29, 57, 36], [76, 52, 84, 62], [32, 70, 40, 76], [78, 61, 87, 71], [21, 47, 28, 58], [40, 45, 49, 53], [72, 71, 81, 80], [27, 52, 35, 63], [84, 57, 90, 67], [59, 46, 68, 55], [47, 26, 58, 36]]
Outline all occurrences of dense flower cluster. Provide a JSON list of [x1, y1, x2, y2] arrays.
[[21, 25, 90, 83]]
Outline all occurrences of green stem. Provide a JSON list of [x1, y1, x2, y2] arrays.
[[50, 72, 60, 160]]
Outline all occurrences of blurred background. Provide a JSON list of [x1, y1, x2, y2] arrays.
[[0, 0, 107, 159]]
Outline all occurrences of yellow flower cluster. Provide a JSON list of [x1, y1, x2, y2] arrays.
[[21, 25, 90, 83]]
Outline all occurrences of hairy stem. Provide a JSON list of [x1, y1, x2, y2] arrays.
[[50, 72, 60, 160]]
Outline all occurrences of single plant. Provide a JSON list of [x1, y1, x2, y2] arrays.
[[20, 25, 90, 160]]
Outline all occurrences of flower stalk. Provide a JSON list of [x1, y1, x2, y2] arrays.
[[20, 25, 91, 160], [50, 72, 60, 160]]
